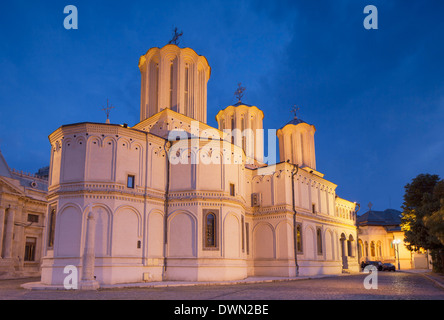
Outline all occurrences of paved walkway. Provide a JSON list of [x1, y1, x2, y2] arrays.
[[402, 269, 444, 290], [22, 273, 351, 290], [21, 269, 444, 291]]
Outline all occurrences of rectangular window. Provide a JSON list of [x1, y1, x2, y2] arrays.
[[27, 214, 39, 223], [24, 237, 37, 261], [312, 203, 316, 214], [230, 183, 235, 196], [127, 175, 135, 189]]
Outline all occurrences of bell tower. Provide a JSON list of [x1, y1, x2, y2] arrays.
[[138, 44, 211, 123]]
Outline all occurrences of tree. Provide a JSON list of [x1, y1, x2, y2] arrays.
[[401, 174, 444, 272]]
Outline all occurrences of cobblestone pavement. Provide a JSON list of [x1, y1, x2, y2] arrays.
[[1, 271, 443, 300]]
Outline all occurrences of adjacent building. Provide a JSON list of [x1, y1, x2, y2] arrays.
[[357, 208, 430, 270], [0, 150, 48, 278]]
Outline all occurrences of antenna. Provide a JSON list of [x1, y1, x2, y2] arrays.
[[102, 99, 115, 124]]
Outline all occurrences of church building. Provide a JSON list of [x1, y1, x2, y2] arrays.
[[40, 43, 359, 288]]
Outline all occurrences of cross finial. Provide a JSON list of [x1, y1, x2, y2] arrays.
[[168, 27, 183, 46], [234, 82, 246, 103], [368, 202, 373, 211], [102, 99, 115, 124], [291, 105, 300, 119]]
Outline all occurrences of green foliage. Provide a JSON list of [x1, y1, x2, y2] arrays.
[[400, 174, 444, 272], [424, 201, 444, 246]]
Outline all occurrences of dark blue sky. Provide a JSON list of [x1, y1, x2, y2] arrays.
[[0, 0, 443, 212]]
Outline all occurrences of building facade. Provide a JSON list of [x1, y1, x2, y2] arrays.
[[40, 44, 360, 287], [357, 209, 430, 270], [0, 150, 48, 278]]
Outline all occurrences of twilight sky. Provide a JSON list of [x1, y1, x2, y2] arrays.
[[0, 0, 443, 213]]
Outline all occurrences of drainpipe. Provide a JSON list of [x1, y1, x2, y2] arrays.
[[354, 202, 361, 267], [290, 161, 299, 277], [162, 141, 171, 280]]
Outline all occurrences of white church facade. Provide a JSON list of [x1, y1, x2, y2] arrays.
[[40, 44, 359, 287]]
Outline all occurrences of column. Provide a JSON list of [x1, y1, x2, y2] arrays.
[[80, 208, 99, 290], [2, 208, 15, 259]]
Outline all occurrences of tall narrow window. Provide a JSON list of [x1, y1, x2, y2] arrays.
[[230, 183, 235, 196], [169, 62, 174, 109], [296, 224, 303, 253], [245, 222, 250, 255], [317, 228, 323, 255], [24, 237, 37, 261], [155, 64, 159, 111], [231, 116, 235, 145], [241, 216, 245, 252], [47, 208, 56, 248], [184, 66, 189, 115], [312, 203, 316, 214], [205, 213, 216, 248], [127, 175, 135, 189]]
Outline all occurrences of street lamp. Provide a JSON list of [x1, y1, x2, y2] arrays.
[[392, 239, 401, 271]]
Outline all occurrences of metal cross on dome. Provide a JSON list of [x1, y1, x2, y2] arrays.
[[234, 83, 246, 103], [168, 27, 183, 45], [291, 105, 300, 119], [102, 99, 115, 123]]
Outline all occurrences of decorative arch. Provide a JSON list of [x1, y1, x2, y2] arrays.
[[55, 204, 83, 257], [303, 225, 316, 260], [324, 228, 334, 260], [83, 203, 113, 257], [253, 222, 275, 259], [168, 210, 197, 258], [276, 220, 294, 259], [223, 212, 240, 258], [112, 205, 142, 257], [146, 209, 165, 258]]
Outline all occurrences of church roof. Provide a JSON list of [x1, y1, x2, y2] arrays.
[[280, 117, 311, 129], [232, 101, 254, 107], [0, 149, 12, 178], [357, 209, 402, 227], [285, 118, 306, 126]]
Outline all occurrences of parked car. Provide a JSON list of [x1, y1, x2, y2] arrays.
[[361, 261, 383, 271], [382, 263, 396, 271]]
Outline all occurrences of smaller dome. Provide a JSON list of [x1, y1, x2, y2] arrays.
[[285, 118, 306, 126], [232, 101, 254, 107]]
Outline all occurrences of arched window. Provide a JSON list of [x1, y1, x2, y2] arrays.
[[370, 241, 376, 257], [296, 224, 303, 253], [205, 212, 216, 248], [47, 208, 56, 248], [347, 235, 354, 257], [316, 228, 323, 255]]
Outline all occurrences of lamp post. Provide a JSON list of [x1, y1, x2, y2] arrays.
[[392, 239, 401, 271]]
